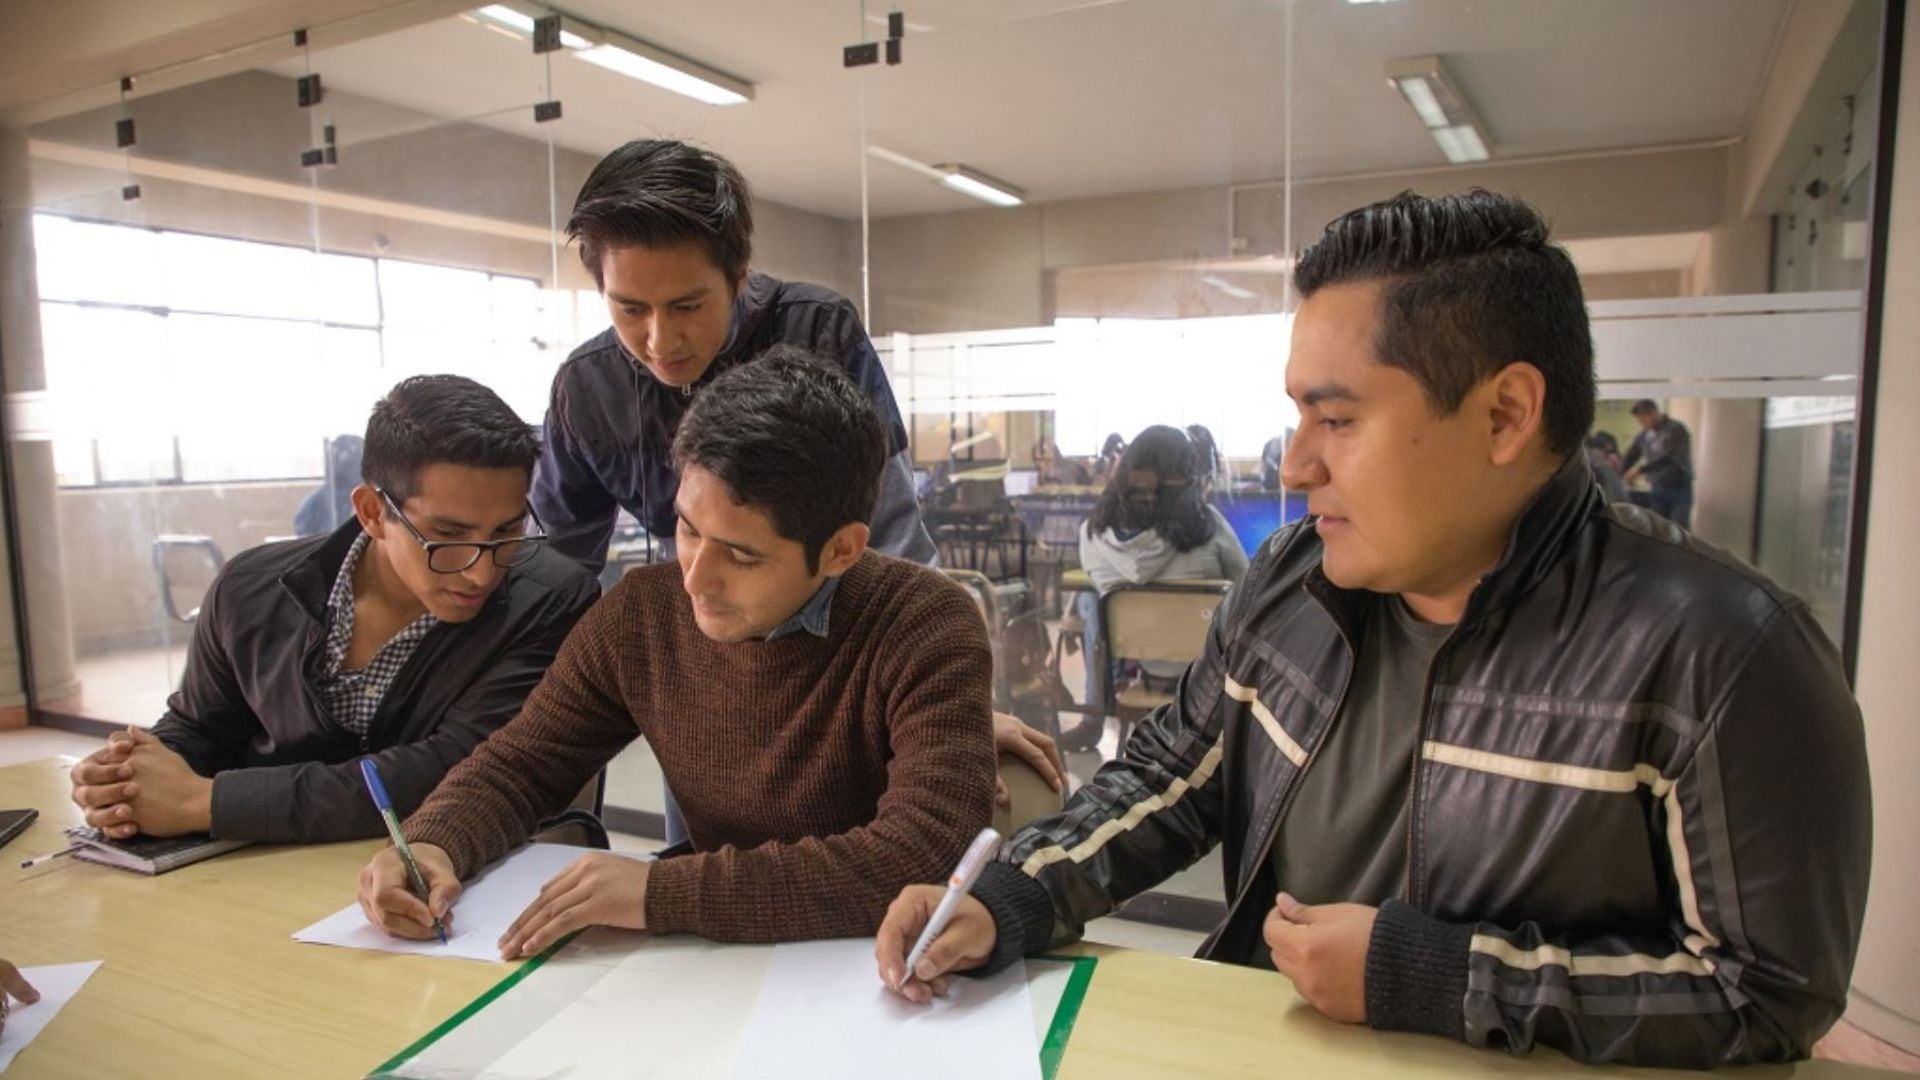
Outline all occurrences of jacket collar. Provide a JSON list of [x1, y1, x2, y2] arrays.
[[282, 518, 367, 625], [1305, 451, 1601, 637]]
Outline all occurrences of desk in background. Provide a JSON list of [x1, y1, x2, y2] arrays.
[[0, 758, 1896, 1079]]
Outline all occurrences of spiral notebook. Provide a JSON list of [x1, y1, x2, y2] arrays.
[[63, 826, 248, 875]]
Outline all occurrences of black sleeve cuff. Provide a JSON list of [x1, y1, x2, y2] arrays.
[[970, 859, 1060, 976], [1364, 899, 1472, 1041]]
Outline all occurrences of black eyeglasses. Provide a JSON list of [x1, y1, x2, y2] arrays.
[[377, 488, 548, 574]]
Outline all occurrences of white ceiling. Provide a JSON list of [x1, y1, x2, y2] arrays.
[[271, 0, 1793, 220]]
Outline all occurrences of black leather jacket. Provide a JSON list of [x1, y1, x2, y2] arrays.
[[153, 520, 598, 843], [976, 453, 1870, 1067]]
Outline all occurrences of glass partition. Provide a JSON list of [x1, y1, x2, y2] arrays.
[[0, 0, 1891, 929]]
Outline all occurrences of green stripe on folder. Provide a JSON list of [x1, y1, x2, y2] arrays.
[[367, 931, 578, 1078], [371, 942, 1098, 1078], [1037, 953, 1098, 1079]]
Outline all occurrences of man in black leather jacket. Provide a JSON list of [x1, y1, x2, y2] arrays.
[[875, 191, 1870, 1068]]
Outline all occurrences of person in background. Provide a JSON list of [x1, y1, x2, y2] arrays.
[[1259, 430, 1292, 492], [1077, 425, 1250, 707], [1031, 435, 1091, 487], [1622, 399, 1694, 528], [1584, 431, 1628, 503], [1094, 432, 1127, 485], [1185, 423, 1230, 492], [294, 435, 365, 537]]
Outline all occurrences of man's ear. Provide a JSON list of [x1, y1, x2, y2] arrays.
[[815, 521, 870, 578], [350, 484, 387, 539], [1484, 361, 1550, 468]]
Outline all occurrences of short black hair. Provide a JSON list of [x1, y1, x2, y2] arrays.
[[1631, 399, 1661, 416], [1294, 189, 1595, 457], [671, 346, 887, 574], [568, 139, 753, 289], [362, 375, 541, 503], [1088, 425, 1217, 552]]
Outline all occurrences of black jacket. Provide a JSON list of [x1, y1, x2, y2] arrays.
[[529, 271, 935, 573], [974, 453, 1870, 1067], [152, 521, 599, 843]]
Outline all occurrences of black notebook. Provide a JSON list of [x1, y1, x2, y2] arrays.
[[63, 826, 248, 875]]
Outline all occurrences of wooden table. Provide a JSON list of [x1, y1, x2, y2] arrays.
[[0, 758, 1895, 1078]]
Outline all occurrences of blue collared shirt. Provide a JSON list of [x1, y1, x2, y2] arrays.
[[765, 575, 842, 641]]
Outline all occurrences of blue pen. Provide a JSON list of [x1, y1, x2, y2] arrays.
[[359, 758, 448, 945]]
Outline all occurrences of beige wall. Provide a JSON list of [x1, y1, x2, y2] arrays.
[[867, 144, 1734, 334], [1848, 5, 1920, 1054]]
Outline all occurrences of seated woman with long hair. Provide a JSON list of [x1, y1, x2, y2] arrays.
[[1076, 425, 1249, 714]]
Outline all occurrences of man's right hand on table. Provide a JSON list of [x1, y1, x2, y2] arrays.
[[874, 884, 999, 1004], [357, 843, 461, 940]]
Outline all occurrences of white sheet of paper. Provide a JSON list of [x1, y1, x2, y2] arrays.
[[0, 961, 102, 1073], [293, 843, 651, 962], [727, 938, 1041, 1080]]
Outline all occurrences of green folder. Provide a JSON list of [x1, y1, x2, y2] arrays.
[[371, 944, 1097, 1079]]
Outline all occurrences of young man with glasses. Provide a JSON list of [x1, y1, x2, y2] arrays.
[[67, 375, 599, 844]]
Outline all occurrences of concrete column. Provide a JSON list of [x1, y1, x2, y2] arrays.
[[0, 125, 82, 708], [1848, 5, 1920, 1055]]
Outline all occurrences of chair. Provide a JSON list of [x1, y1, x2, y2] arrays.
[[944, 568, 1065, 748], [1099, 580, 1231, 748], [151, 535, 226, 624], [531, 770, 611, 849]]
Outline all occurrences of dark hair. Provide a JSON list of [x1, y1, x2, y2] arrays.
[[362, 376, 541, 502], [1585, 431, 1620, 455], [1293, 189, 1595, 457], [671, 345, 887, 573], [1087, 425, 1216, 552], [568, 139, 754, 289], [1631, 399, 1661, 416]]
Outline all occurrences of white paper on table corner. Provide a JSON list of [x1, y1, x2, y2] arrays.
[[292, 842, 655, 963], [727, 937, 1042, 1080], [0, 961, 103, 1073]]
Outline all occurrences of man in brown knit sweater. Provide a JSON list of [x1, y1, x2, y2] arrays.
[[357, 347, 997, 954]]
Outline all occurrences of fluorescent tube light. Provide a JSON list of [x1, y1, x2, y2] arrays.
[[1397, 77, 1449, 129], [939, 166, 1024, 207], [463, 4, 752, 106], [1385, 55, 1494, 162], [470, 5, 594, 49], [577, 39, 751, 106], [1431, 124, 1489, 163]]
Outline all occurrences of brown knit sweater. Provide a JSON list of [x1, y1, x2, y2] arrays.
[[402, 551, 997, 942]]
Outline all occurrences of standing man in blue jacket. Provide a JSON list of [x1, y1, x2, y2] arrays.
[[531, 139, 935, 572], [531, 140, 1060, 824]]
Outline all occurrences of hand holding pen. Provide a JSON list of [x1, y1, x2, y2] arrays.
[[357, 759, 454, 945]]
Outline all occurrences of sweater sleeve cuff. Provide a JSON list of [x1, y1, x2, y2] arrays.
[[1365, 899, 1472, 1041], [642, 853, 698, 935], [402, 817, 488, 880], [970, 860, 1058, 976]]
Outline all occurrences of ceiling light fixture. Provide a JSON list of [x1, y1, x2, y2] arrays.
[[1384, 55, 1492, 163], [866, 146, 1026, 208], [468, 4, 595, 49], [938, 165, 1024, 208], [462, 3, 752, 106]]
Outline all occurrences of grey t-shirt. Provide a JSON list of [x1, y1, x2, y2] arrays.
[[1269, 595, 1453, 906]]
